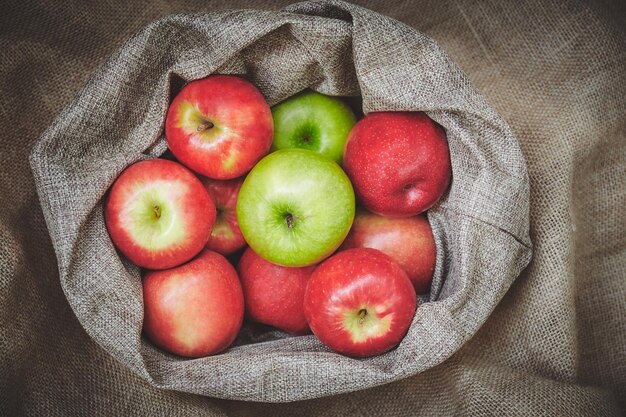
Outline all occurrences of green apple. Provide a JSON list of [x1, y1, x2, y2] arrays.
[[236, 148, 355, 267], [271, 90, 357, 164]]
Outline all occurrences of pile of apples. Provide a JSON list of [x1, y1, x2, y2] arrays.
[[105, 75, 451, 359]]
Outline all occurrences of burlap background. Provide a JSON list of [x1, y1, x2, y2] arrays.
[[2, 0, 624, 415]]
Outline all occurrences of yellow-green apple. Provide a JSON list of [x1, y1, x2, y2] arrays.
[[270, 90, 356, 164], [236, 148, 355, 267], [237, 247, 314, 334], [201, 176, 246, 256], [343, 112, 451, 217], [142, 249, 244, 358], [304, 248, 416, 357], [165, 75, 273, 179], [105, 159, 215, 269], [340, 210, 436, 294]]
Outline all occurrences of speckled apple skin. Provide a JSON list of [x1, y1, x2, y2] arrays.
[[237, 247, 314, 335], [340, 211, 436, 294], [105, 159, 215, 270], [343, 112, 451, 217], [166, 75, 273, 179], [201, 176, 247, 256], [304, 248, 417, 357], [142, 249, 244, 358]]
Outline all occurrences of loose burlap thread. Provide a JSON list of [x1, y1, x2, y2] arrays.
[[29, 0, 532, 402]]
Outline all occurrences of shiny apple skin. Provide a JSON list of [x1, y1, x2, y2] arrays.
[[142, 249, 244, 358], [343, 112, 451, 217], [165, 75, 273, 179], [105, 159, 215, 270], [237, 247, 314, 334], [340, 210, 436, 294], [304, 248, 417, 357], [201, 176, 247, 255]]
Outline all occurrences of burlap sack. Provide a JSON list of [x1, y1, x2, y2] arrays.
[[29, 0, 531, 402]]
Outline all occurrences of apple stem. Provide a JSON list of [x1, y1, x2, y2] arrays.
[[285, 213, 294, 229], [154, 205, 161, 219], [358, 308, 367, 324], [197, 121, 214, 132]]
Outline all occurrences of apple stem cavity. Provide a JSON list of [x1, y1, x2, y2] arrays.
[[153, 205, 161, 219], [197, 121, 214, 132]]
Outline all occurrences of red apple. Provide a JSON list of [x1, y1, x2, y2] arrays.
[[142, 249, 244, 357], [304, 248, 417, 357], [340, 210, 436, 294], [201, 176, 247, 255], [237, 247, 314, 334], [343, 112, 451, 217], [165, 75, 273, 179], [105, 159, 215, 269]]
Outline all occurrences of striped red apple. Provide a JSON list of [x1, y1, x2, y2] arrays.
[[142, 249, 244, 358], [304, 248, 417, 358], [237, 247, 314, 335], [343, 111, 451, 217], [104, 159, 215, 270], [165, 75, 273, 180]]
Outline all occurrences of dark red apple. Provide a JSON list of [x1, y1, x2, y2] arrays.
[[340, 210, 436, 294], [237, 247, 314, 334], [304, 248, 417, 357], [142, 249, 244, 357], [201, 176, 247, 255], [105, 159, 215, 270], [165, 75, 273, 179], [343, 112, 451, 217]]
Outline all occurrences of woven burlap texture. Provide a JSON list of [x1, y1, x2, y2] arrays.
[[29, 0, 531, 402], [3, 0, 624, 415]]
